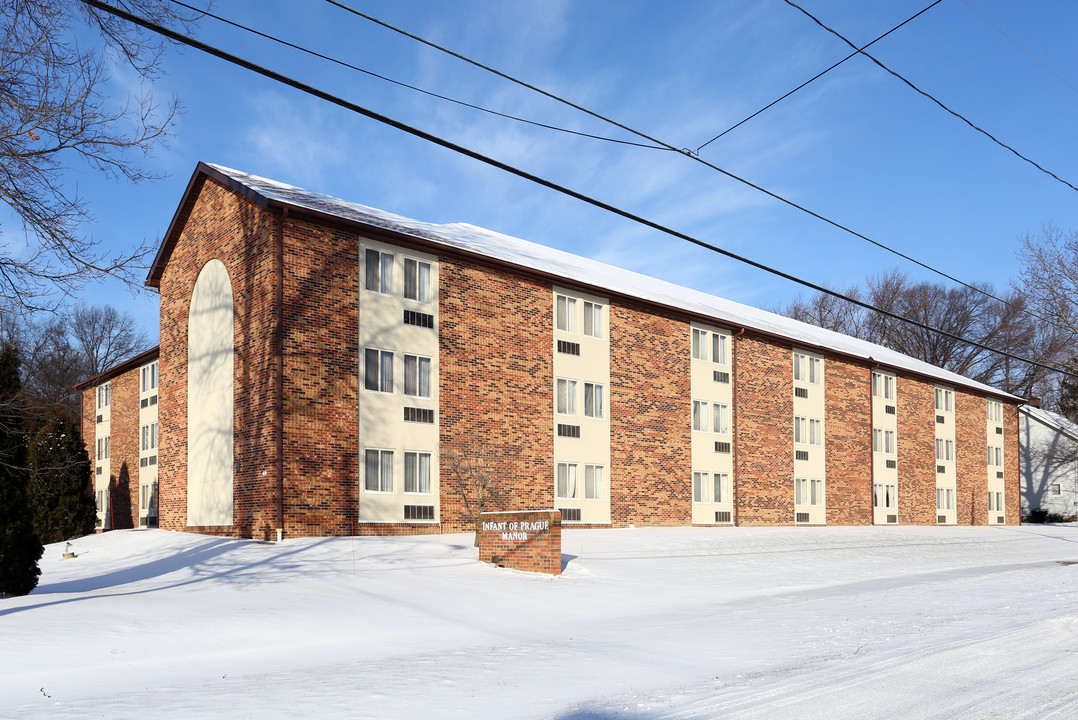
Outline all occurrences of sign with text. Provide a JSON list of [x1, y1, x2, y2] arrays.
[[478, 510, 562, 575]]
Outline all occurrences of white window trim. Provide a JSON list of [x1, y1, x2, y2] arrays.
[[583, 382, 604, 419], [403, 257, 432, 303], [584, 464, 605, 500], [403, 451, 432, 494], [363, 448, 394, 493], [583, 301, 603, 339], [556, 295, 577, 333], [557, 462, 578, 499], [556, 378, 578, 416], [364, 348, 395, 394], [402, 354, 432, 398]]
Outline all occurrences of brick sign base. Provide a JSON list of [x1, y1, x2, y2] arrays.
[[478, 510, 562, 575]]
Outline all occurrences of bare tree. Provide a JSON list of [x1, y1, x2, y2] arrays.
[[780, 269, 1069, 398], [1015, 227, 1078, 414], [69, 303, 150, 378], [1016, 227, 1078, 337], [443, 433, 523, 546], [0, 302, 149, 420], [0, 0, 204, 309]]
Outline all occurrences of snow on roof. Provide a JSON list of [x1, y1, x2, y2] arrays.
[[205, 163, 1019, 401], [1021, 404, 1078, 439]]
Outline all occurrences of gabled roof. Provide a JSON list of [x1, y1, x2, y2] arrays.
[[149, 162, 1020, 402], [73, 346, 160, 392], [1021, 405, 1078, 442]]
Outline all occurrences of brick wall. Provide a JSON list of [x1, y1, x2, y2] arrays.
[[955, 389, 986, 526], [825, 355, 872, 525], [1004, 401, 1021, 525], [609, 300, 691, 527], [280, 217, 360, 537], [735, 333, 794, 525], [478, 510, 562, 575], [897, 375, 936, 525], [109, 368, 140, 529], [438, 256, 553, 533], [158, 176, 278, 538], [81, 386, 95, 499], [144, 170, 1026, 538]]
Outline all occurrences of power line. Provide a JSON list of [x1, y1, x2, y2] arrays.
[[696, 0, 944, 153], [166, 0, 666, 151], [783, 0, 1078, 194], [77, 0, 1078, 384], [961, 0, 1078, 97], [321, 0, 1070, 337]]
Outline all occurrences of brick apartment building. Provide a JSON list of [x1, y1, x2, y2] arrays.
[[79, 162, 1021, 539]]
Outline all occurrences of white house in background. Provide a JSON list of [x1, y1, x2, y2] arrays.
[[1020, 404, 1078, 520]]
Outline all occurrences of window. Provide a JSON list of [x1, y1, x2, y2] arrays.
[[364, 449, 393, 492], [403, 310, 435, 328], [713, 473, 730, 503], [403, 407, 435, 423], [97, 436, 110, 461], [141, 423, 158, 452], [713, 333, 728, 365], [693, 472, 708, 502], [872, 372, 894, 400], [692, 471, 734, 503], [713, 403, 729, 434], [692, 329, 708, 361], [97, 382, 111, 409], [934, 387, 953, 412], [988, 491, 1004, 512], [364, 249, 394, 293], [404, 452, 431, 493], [403, 258, 432, 302], [557, 423, 581, 438], [583, 302, 603, 338], [141, 362, 158, 392], [873, 483, 896, 509], [364, 349, 393, 392], [987, 445, 1003, 467], [693, 401, 709, 431], [936, 438, 954, 461], [556, 379, 577, 415], [584, 465, 604, 500], [936, 487, 954, 510], [1052, 483, 1062, 495], [403, 355, 431, 397], [795, 478, 823, 506], [557, 463, 577, 499], [583, 383, 604, 419], [556, 295, 576, 332], [793, 353, 821, 384], [794, 416, 822, 445], [873, 429, 895, 454], [987, 400, 1003, 423]]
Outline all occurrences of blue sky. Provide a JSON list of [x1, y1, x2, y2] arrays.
[[11, 0, 1078, 341]]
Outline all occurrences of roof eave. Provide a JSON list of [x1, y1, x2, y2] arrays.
[[73, 346, 161, 392], [145, 162, 274, 288]]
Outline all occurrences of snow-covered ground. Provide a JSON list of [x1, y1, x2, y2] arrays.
[[4, 524, 1078, 719]]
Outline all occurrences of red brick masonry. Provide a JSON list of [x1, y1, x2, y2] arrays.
[[478, 510, 562, 575]]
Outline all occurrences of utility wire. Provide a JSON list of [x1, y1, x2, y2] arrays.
[[322, 0, 1068, 335], [696, 0, 944, 153], [77, 0, 1078, 383], [961, 0, 1078, 97], [166, 0, 665, 150], [784, 0, 1078, 194]]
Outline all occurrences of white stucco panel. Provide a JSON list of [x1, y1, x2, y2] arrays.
[[187, 259, 235, 527]]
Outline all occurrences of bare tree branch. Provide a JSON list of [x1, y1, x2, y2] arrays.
[[0, 0, 206, 309]]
